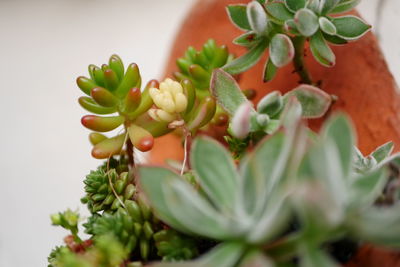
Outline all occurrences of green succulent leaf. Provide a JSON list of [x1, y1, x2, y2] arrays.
[[322, 32, 348, 45], [285, 84, 332, 118], [300, 243, 339, 267], [284, 19, 300, 35], [78, 97, 117, 115], [247, 1, 268, 35], [233, 32, 259, 47], [319, 0, 340, 15], [227, 5, 252, 31], [331, 16, 371, 40], [349, 168, 387, 207], [239, 249, 275, 267], [191, 137, 239, 213], [211, 69, 251, 115], [371, 141, 394, 163], [263, 58, 278, 82], [285, 0, 307, 12], [349, 206, 400, 248], [257, 91, 283, 117], [139, 166, 231, 239], [330, 0, 361, 14], [310, 31, 335, 67], [294, 8, 319, 37], [319, 17, 336, 35], [223, 38, 269, 75], [322, 114, 355, 179], [265, 2, 294, 25], [269, 34, 295, 68]]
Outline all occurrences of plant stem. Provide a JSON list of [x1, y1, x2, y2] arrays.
[[292, 37, 313, 85], [126, 138, 134, 168]]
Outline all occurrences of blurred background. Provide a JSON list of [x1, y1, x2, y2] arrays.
[[0, 0, 398, 266]]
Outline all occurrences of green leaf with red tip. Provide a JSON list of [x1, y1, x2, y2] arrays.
[[269, 34, 295, 67], [331, 15, 371, 40], [294, 8, 319, 37], [109, 54, 124, 80], [78, 97, 117, 114], [103, 69, 119, 91], [222, 38, 269, 75], [263, 58, 277, 82], [265, 2, 293, 25], [126, 81, 155, 120], [226, 4, 251, 31], [211, 69, 249, 115], [115, 63, 141, 98], [233, 32, 259, 47], [127, 124, 154, 152], [77, 76, 97, 95], [91, 134, 125, 159], [189, 64, 210, 83], [90, 87, 119, 107], [123, 87, 141, 113], [285, 84, 332, 118], [187, 97, 217, 130], [89, 132, 107, 145], [310, 31, 335, 67], [81, 115, 124, 132]]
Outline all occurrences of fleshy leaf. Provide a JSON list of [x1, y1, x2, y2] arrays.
[[115, 63, 141, 98], [310, 31, 335, 67], [81, 115, 124, 132], [319, 17, 336, 35], [349, 168, 387, 207], [231, 102, 253, 139], [91, 87, 119, 107], [371, 141, 394, 163], [233, 32, 259, 47], [349, 206, 400, 248], [265, 2, 294, 25], [263, 58, 278, 82], [285, 84, 332, 118], [223, 39, 269, 75], [227, 5, 252, 31], [257, 91, 283, 117], [319, 0, 340, 15], [322, 32, 348, 45], [78, 97, 117, 115], [322, 114, 355, 179], [139, 166, 231, 239], [269, 34, 295, 67], [191, 137, 240, 213], [91, 134, 125, 159], [247, 1, 268, 35], [127, 124, 154, 152], [211, 69, 250, 115], [285, 0, 307, 12], [294, 8, 319, 37], [331, 15, 371, 40], [330, 0, 360, 14]]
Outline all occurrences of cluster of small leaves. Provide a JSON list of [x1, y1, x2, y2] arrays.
[[174, 39, 233, 90], [139, 101, 400, 266], [51, 209, 81, 242], [224, 0, 371, 82], [80, 168, 135, 213]]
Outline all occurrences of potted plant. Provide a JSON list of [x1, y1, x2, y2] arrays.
[[48, 0, 400, 266]]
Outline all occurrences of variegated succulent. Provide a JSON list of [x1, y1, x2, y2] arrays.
[[224, 0, 370, 83]]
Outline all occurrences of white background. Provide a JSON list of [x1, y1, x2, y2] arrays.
[[0, 0, 398, 266]]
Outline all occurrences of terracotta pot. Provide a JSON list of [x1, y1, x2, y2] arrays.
[[151, 0, 400, 166], [150, 0, 400, 265]]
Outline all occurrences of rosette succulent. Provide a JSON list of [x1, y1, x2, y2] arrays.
[[224, 0, 371, 83]]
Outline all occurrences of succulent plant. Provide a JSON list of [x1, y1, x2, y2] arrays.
[[154, 229, 199, 261], [211, 69, 332, 140], [174, 39, 233, 90], [224, 0, 371, 83], [51, 209, 81, 242], [80, 168, 136, 213], [139, 100, 400, 266]]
